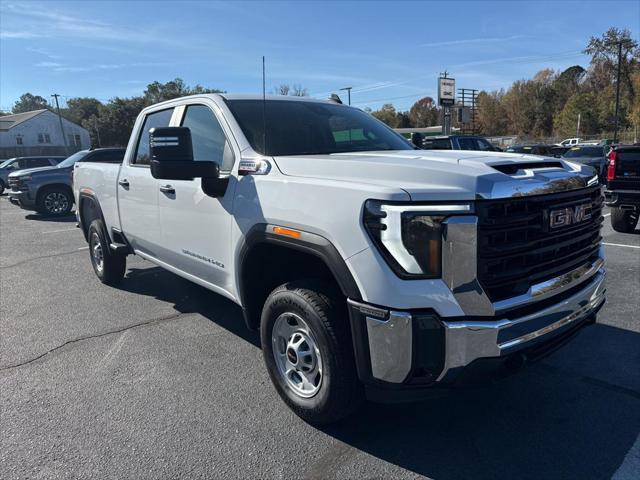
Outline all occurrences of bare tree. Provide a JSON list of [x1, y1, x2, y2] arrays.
[[272, 84, 308, 96]]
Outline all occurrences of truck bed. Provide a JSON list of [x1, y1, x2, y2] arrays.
[[73, 161, 122, 234]]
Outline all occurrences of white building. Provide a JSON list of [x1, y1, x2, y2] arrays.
[[0, 109, 90, 159]]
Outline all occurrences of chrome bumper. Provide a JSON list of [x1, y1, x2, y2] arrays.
[[437, 266, 605, 381], [349, 258, 606, 385]]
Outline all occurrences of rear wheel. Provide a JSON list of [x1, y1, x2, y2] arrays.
[[88, 219, 126, 285], [260, 280, 363, 425], [610, 206, 639, 233], [37, 187, 73, 216]]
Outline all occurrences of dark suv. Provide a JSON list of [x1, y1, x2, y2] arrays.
[[8, 148, 125, 216], [421, 135, 501, 151], [0, 156, 64, 195], [605, 145, 640, 233]]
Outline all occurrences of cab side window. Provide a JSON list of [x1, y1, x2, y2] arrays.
[[133, 108, 174, 165], [181, 105, 235, 172], [28, 158, 52, 168]]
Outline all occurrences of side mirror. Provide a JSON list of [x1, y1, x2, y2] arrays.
[[149, 127, 219, 181]]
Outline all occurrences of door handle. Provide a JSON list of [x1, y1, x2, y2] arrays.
[[118, 179, 130, 188], [159, 184, 175, 195]]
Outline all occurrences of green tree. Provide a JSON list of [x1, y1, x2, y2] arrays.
[[143, 78, 223, 104], [370, 103, 399, 127], [554, 92, 600, 137], [63, 97, 102, 125], [12, 93, 50, 113]]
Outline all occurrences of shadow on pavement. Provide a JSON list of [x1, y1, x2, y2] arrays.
[[24, 213, 77, 223], [121, 265, 639, 480]]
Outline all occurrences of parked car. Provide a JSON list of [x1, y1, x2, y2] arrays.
[[561, 145, 607, 180], [73, 94, 605, 425], [422, 135, 501, 151], [505, 144, 553, 156], [0, 156, 64, 195], [8, 148, 125, 215], [558, 137, 582, 147], [605, 145, 640, 233]]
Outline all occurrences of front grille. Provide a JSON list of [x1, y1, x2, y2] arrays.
[[476, 186, 603, 302]]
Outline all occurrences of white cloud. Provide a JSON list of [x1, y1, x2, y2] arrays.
[[0, 31, 44, 39], [420, 35, 528, 48]]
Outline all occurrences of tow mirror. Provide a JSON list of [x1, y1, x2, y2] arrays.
[[149, 127, 219, 181]]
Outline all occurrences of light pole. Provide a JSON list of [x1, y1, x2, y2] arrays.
[[51, 93, 70, 155], [340, 86, 352, 105]]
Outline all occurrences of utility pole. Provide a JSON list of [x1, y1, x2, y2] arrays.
[[576, 112, 581, 138], [613, 41, 622, 143], [340, 86, 352, 105], [51, 94, 70, 155]]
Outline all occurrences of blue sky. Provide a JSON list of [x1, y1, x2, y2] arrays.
[[1, 0, 638, 112]]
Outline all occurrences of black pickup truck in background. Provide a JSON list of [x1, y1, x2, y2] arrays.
[[605, 145, 640, 233]]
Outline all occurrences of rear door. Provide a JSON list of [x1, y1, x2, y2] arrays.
[[157, 102, 238, 294], [118, 107, 174, 256]]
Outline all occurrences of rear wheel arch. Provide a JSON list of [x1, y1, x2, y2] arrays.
[[237, 225, 362, 330], [79, 193, 109, 242]]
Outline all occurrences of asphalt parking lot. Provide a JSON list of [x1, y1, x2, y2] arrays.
[[0, 195, 639, 480]]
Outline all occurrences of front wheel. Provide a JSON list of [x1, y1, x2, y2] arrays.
[[88, 219, 126, 285], [0, 180, 5, 195], [260, 280, 363, 425], [610, 206, 639, 233], [37, 187, 73, 216]]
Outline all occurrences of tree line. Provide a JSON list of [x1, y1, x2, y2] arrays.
[[370, 28, 639, 139], [2, 79, 311, 147], [3, 28, 638, 144]]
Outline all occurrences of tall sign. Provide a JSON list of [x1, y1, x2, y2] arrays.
[[438, 74, 455, 135]]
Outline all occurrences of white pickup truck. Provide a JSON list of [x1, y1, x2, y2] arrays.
[[74, 94, 606, 424]]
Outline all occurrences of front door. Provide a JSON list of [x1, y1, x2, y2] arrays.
[[157, 103, 238, 296], [118, 107, 174, 257]]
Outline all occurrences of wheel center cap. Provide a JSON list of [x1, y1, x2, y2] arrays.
[[286, 347, 298, 365]]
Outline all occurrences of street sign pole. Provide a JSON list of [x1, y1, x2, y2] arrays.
[[438, 72, 455, 135]]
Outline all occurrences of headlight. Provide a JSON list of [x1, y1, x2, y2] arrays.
[[363, 200, 472, 279]]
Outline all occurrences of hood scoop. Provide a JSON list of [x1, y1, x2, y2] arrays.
[[491, 161, 563, 175]]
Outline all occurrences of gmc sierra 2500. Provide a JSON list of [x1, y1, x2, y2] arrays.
[[74, 94, 606, 425]]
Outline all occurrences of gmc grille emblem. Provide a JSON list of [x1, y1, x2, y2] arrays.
[[549, 203, 592, 229]]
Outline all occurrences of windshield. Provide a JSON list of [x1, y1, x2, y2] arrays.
[[56, 150, 89, 168], [225, 99, 413, 156], [563, 146, 604, 158], [0, 158, 18, 168]]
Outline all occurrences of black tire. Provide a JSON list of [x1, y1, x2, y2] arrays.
[[36, 187, 73, 216], [0, 180, 5, 195], [88, 219, 126, 285], [260, 280, 363, 425], [610, 206, 639, 233]]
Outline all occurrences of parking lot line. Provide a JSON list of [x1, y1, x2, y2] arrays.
[[78, 246, 89, 250], [603, 213, 611, 218], [42, 228, 78, 234], [603, 242, 640, 249]]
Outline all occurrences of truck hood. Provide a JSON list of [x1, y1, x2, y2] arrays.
[[272, 150, 598, 201], [7, 165, 59, 177]]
